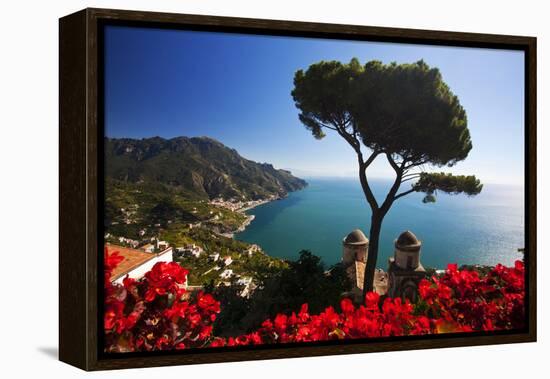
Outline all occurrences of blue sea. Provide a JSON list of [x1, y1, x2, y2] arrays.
[[235, 178, 525, 268]]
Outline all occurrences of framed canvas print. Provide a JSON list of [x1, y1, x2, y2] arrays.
[[59, 8, 536, 371]]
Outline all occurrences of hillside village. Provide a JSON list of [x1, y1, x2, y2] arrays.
[[105, 194, 287, 298]]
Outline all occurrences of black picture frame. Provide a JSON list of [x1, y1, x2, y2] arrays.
[[59, 7, 537, 371]]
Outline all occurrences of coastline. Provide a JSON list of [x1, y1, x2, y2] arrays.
[[228, 186, 309, 239], [218, 197, 276, 238], [218, 185, 308, 240], [239, 197, 275, 212], [219, 214, 256, 238]]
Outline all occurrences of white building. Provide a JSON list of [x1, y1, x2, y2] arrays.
[[175, 244, 203, 258], [219, 269, 233, 279], [156, 240, 169, 250], [223, 256, 233, 266], [236, 277, 255, 297], [246, 244, 260, 256], [107, 244, 175, 285]]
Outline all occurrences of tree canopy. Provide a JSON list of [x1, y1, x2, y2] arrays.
[[291, 58, 481, 204]]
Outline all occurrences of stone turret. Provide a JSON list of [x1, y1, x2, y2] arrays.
[[342, 229, 369, 265], [394, 230, 422, 269], [342, 229, 369, 302], [387, 230, 426, 303]]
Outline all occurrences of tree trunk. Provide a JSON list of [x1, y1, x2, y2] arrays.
[[355, 152, 396, 295], [363, 211, 383, 294]]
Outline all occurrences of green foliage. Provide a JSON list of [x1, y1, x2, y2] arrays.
[[292, 59, 362, 139], [292, 59, 472, 167], [206, 278, 252, 336], [166, 225, 248, 256], [353, 60, 471, 166], [168, 224, 287, 286], [422, 194, 437, 203], [150, 197, 199, 227], [413, 172, 483, 202], [104, 179, 241, 239]]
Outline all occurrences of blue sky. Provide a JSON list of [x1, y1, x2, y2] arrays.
[[104, 26, 525, 185]]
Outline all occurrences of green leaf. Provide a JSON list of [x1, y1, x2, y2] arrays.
[[413, 172, 483, 201]]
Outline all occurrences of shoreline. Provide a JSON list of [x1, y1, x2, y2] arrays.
[[217, 196, 276, 238], [219, 214, 256, 239], [218, 186, 307, 240], [239, 197, 275, 212]]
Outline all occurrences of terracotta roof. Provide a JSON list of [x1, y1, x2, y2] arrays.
[[395, 230, 421, 250], [106, 244, 156, 281], [343, 229, 369, 245]]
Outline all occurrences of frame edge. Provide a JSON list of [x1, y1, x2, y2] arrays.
[[59, 8, 89, 371]]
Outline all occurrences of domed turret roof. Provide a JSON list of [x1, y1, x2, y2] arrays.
[[343, 229, 369, 245], [395, 230, 421, 250]]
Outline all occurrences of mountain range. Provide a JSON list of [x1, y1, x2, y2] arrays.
[[105, 136, 307, 200]]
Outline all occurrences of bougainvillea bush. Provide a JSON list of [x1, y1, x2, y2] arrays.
[[104, 250, 220, 352], [104, 248, 525, 352]]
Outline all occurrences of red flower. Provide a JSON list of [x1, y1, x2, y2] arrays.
[[196, 292, 221, 314], [274, 314, 288, 333], [340, 298, 355, 315], [143, 262, 188, 302], [209, 338, 226, 347], [298, 303, 310, 322], [105, 249, 124, 272], [365, 292, 380, 310], [437, 283, 452, 300], [447, 263, 458, 273], [320, 306, 340, 329]]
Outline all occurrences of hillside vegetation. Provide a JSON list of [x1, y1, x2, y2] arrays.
[[105, 136, 307, 201]]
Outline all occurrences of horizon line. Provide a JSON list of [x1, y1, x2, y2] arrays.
[[104, 134, 524, 188]]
